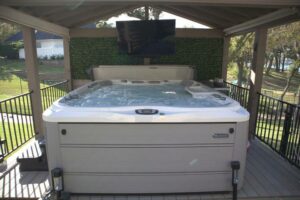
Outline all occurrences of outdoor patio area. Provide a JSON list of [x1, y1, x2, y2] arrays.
[[1, 138, 299, 200], [0, 1, 300, 200]]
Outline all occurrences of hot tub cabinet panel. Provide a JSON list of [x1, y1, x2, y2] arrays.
[[45, 121, 248, 194]]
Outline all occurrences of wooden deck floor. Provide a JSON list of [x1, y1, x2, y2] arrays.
[[0, 139, 299, 200]]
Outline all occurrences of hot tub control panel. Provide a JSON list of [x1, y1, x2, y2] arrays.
[[135, 109, 159, 115]]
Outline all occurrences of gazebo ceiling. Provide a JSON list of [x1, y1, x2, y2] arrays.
[[9, 5, 282, 28], [0, 0, 299, 35]]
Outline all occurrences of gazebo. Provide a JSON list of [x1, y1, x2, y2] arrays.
[[0, 1, 299, 199]]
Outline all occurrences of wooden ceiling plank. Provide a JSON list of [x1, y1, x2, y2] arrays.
[[166, 5, 227, 28], [67, 6, 138, 28], [37, 7, 68, 17], [59, 6, 123, 26], [47, 6, 107, 22], [194, 6, 247, 23], [0, 5, 69, 37], [181, 5, 236, 25], [156, 5, 217, 28]]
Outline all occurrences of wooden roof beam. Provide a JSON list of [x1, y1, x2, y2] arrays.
[[0, 5, 69, 37], [224, 7, 300, 35]]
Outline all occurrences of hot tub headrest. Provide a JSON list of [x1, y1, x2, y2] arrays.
[[92, 65, 194, 81]]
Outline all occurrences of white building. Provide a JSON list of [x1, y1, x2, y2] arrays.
[[6, 30, 64, 59], [19, 39, 64, 59]]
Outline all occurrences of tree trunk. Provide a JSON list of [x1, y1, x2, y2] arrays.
[[297, 84, 300, 105], [275, 55, 280, 72], [237, 62, 244, 86], [266, 56, 274, 75], [281, 55, 286, 72], [280, 69, 297, 100]]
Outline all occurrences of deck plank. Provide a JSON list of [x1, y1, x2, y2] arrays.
[[1, 139, 300, 199], [246, 151, 283, 196], [250, 140, 300, 195], [252, 140, 300, 179]]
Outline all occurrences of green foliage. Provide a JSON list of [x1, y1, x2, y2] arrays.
[[70, 37, 223, 80], [96, 21, 113, 28]]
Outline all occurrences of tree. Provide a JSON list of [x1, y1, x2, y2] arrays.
[[229, 33, 254, 86], [0, 20, 20, 42], [277, 22, 300, 101], [280, 61, 299, 100], [127, 7, 162, 20]]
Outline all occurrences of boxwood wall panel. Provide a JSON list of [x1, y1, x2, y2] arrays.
[[70, 37, 223, 80]]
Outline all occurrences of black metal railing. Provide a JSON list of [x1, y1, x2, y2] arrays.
[[0, 92, 35, 160], [41, 80, 69, 111], [225, 82, 250, 108], [0, 80, 69, 160], [256, 93, 300, 168], [226, 82, 300, 168]]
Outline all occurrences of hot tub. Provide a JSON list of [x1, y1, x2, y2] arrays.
[[43, 79, 249, 194]]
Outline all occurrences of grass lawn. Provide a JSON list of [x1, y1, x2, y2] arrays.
[[227, 66, 300, 103], [0, 59, 64, 100], [0, 60, 66, 158]]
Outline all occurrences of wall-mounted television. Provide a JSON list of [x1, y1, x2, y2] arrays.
[[116, 20, 175, 56]]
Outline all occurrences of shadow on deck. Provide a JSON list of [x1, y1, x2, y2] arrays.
[[0, 139, 299, 200]]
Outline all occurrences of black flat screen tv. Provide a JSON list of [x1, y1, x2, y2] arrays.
[[116, 20, 175, 56]]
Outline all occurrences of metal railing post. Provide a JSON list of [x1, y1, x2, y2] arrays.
[[280, 104, 294, 155]]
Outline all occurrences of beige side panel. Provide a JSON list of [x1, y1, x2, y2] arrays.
[[61, 146, 233, 173]]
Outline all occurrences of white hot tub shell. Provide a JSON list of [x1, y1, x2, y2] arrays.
[[43, 65, 249, 194]]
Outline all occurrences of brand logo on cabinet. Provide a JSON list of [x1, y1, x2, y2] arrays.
[[212, 133, 230, 139]]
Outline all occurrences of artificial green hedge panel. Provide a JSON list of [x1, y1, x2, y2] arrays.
[[70, 37, 223, 80], [151, 38, 223, 80]]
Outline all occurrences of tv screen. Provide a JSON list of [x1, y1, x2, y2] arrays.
[[116, 20, 175, 56]]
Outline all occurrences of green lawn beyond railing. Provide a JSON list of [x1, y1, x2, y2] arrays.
[[0, 81, 68, 161]]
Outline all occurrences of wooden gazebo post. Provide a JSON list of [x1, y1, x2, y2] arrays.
[[222, 36, 230, 81], [63, 37, 72, 90], [22, 26, 44, 138], [247, 28, 268, 138]]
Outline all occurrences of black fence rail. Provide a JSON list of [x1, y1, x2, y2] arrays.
[[0, 80, 69, 161], [0, 92, 35, 161], [256, 93, 300, 168], [41, 80, 69, 111], [225, 82, 250, 108]]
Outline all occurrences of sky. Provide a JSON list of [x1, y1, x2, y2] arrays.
[[106, 12, 210, 29]]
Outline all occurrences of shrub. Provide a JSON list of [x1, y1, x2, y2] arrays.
[[50, 55, 56, 60], [0, 43, 19, 59]]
